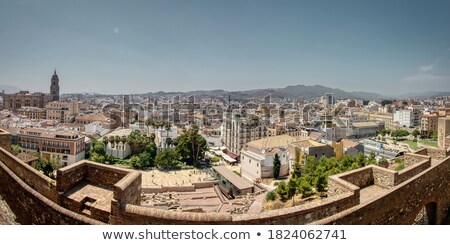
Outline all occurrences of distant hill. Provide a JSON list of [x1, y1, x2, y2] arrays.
[[143, 84, 389, 100], [396, 91, 450, 99], [0, 85, 21, 94]]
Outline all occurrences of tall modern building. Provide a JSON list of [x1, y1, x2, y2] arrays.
[[325, 93, 335, 105]]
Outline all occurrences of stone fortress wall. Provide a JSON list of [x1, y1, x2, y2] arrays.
[[0, 129, 449, 225]]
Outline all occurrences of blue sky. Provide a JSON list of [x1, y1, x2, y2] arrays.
[[0, 0, 449, 95]]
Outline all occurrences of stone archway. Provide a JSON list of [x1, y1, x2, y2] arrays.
[[414, 202, 437, 225]]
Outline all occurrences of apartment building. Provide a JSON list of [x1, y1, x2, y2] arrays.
[[16, 127, 85, 166], [222, 113, 267, 156], [17, 107, 46, 120], [46, 101, 79, 123], [420, 113, 438, 138]]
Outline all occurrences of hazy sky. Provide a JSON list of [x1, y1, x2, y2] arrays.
[[1, 0, 449, 95]]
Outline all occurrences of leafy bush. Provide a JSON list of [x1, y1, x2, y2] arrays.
[[273, 153, 281, 178], [266, 191, 276, 201], [299, 179, 313, 197], [395, 163, 405, 171], [276, 182, 290, 200]]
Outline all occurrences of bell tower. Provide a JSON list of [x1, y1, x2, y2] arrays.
[[50, 68, 60, 101]]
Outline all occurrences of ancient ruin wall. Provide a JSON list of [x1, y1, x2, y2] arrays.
[[337, 166, 374, 188], [372, 165, 396, 188], [86, 161, 130, 188], [0, 161, 102, 225], [114, 171, 142, 205], [395, 155, 431, 185], [56, 161, 88, 192], [0, 136, 57, 202], [314, 156, 450, 225], [109, 191, 359, 225]]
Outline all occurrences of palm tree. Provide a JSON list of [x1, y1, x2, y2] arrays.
[[108, 135, 115, 156], [108, 135, 115, 146], [166, 137, 173, 148], [165, 122, 172, 137], [120, 135, 127, 144], [127, 135, 136, 154], [103, 137, 109, 146], [114, 136, 121, 158]]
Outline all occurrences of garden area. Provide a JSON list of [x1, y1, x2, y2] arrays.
[[89, 126, 209, 171], [264, 152, 384, 210]]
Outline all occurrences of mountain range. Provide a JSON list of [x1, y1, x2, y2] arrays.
[[0, 85, 21, 94], [142, 84, 450, 101]]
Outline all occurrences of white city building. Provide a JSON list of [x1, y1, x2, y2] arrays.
[[394, 110, 414, 128]]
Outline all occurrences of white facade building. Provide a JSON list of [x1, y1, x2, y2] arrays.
[[84, 122, 110, 137], [240, 135, 298, 181], [394, 110, 414, 128], [103, 129, 132, 159]]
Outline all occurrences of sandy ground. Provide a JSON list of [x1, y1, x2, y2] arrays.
[[140, 163, 242, 187]]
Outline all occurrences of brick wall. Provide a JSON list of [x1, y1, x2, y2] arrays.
[[0, 139, 57, 202], [0, 130, 11, 152], [114, 171, 142, 205], [338, 166, 374, 188], [372, 166, 396, 188], [86, 162, 129, 188], [313, 156, 450, 225], [57, 161, 88, 192], [57, 160, 131, 192], [0, 161, 102, 225], [395, 155, 431, 185]]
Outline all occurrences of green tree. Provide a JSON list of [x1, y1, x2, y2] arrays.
[[355, 152, 367, 168], [298, 178, 313, 197], [291, 160, 302, 178], [35, 157, 59, 179], [129, 155, 143, 169], [276, 182, 290, 200], [11, 144, 23, 156], [155, 148, 183, 170], [430, 131, 438, 140], [266, 191, 276, 201], [91, 152, 106, 163], [273, 153, 281, 178], [92, 140, 106, 155], [314, 174, 327, 193], [368, 151, 377, 165], [412, 129, 420, 138], [90, 140, 106, 163], [175, 126, 207, 165], [392, 129, 409, 138], [287, 177, 298, 198]]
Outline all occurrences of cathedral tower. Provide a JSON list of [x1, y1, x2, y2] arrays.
[[50, 69, 60, 101]]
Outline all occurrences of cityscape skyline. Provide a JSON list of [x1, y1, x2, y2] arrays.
[[1, 0, 450, 94]]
